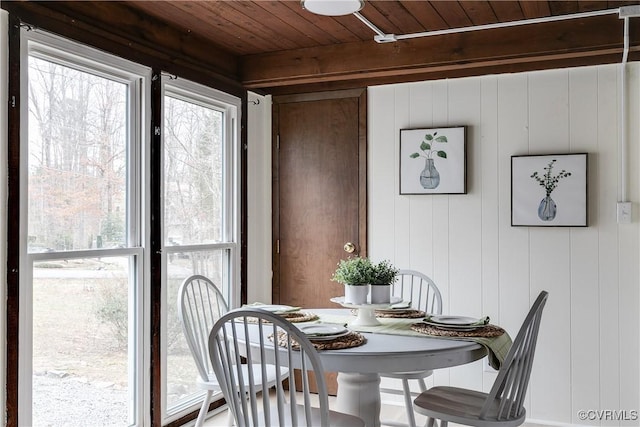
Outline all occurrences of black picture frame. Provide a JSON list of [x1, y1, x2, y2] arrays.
[[511, 153, 588, 227], [399, 126, 467, 195]]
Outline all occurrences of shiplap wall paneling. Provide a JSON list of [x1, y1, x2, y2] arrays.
[[567, 67, 602, 426], [368, 85, 396, 263], [430, 80, 451, 325], [596, 65, 623, 426], [527, 69, 573, 423], [392, 85, 412, 271], [366, 63, 640, 426], [495, 72, 533, 421], [369, 85, 413, 397], [446, 78, 485, 391], [617, 64, 640, 426], [495, 73, 534, 414], [407, 82, 435, 276], [448, 78, 483, 318], [479, 76, 501, 392], [405, 82, 437, 391]]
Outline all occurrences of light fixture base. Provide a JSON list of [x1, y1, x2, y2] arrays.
[[301, 0, 364, 17], [374, 34, 397, 43]]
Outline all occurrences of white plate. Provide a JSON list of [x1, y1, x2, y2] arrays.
[[427, 315, 480, 326], [255, 304, 300, 313], [389, 301, 412, 310], [298, 324, 348, 340]]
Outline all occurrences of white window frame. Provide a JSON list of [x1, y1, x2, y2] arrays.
[[19, 29, 151, 427], [160, 76, 241, 422]]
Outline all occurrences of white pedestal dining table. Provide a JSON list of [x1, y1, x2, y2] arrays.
[[309, 309, 487, 427], [239, 308, 488, 427]]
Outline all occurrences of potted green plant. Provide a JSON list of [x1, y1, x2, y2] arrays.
[[370, 260, 399, 304], [331, 256, 374, 304]]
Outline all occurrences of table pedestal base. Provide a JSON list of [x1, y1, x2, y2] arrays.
[[351, 306, 381, 326], [335, 372, 381, 427]]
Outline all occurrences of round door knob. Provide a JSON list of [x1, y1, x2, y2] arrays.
[[343, 242, 356, 253]]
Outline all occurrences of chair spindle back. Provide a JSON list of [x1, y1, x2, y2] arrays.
[[481, 291, 548, 421], [394, 270, 443, 315], [209, 308, 331, 427]]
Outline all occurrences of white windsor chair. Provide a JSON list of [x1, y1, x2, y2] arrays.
[[413, 291, 549, 427], [208, 308, 365, 427], [177, 275, 282, 426], [380, 269, 443, 427]]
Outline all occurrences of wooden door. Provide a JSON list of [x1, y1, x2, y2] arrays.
[[272, 90, 366, 395], [273, 89, 367, 309]]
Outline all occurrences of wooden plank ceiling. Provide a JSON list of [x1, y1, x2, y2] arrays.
[[125, 1, 636, 56], [5, 0, 640, 94]]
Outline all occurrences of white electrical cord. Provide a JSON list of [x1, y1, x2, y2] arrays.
[[352, 8, 620, 44], [620, 16, 629, 203]]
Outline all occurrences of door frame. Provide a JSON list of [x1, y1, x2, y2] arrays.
[[271, 89, 368, 303]]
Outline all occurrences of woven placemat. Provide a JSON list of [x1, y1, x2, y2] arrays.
[[277, 312, 319, 323], [411, 322, 505, 338], [271, 330, 366, 351], [376, 309, 426, 319], [243, 312, 319, 324]]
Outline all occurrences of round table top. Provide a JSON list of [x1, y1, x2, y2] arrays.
[[308, 308, 487, 373]]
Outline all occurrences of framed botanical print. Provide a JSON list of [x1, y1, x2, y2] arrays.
[[399, 126, 466, 195], [511, 153, 588, 227]]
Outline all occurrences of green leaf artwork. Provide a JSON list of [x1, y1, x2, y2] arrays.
[[530, 159, 572, 221], [530, 159, 571, 197], [409, 131, 449, 189], [409, 132, 448, 160]]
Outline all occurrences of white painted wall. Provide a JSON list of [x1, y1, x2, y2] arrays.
[[368, 63, 640, 425], [245, 64, 640, 425], [246, 92, 273, 304], [1, 9, 8, 424]]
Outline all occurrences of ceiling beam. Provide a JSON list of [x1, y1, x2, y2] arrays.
[[241, 13, 640, 90]]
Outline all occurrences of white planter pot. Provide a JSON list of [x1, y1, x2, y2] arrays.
[[344, 284, 369, 304], [370, 284, 391, 304]]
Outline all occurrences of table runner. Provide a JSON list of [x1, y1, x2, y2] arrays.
[[316, 313, 511, 370], [351, 308, 427, 318]]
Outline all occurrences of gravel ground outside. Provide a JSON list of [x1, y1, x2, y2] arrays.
[[30, 259, 199, 426], [33, 373, 129, 427]]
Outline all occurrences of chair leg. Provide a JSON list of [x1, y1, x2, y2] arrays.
[[402, 379, 417, 427], [417, 378, 427, 393], [225, 407, 235, 426], [425, 417, 435, 427], [195, 390, 213, 427], [439, 421, 448, 427]]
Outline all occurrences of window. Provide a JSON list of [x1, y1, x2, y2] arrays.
[[22, 30, 149, 426], [19, 28, 241, 427], [161, 78, 240, 420]]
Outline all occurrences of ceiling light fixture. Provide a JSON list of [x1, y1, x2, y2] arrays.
[[301, 0, 364, 16]]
